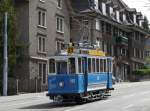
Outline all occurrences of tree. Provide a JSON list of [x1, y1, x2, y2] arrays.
[[145, 56, 150, 68], [0, 0, 28, 94], [143, 16, 149, 30]]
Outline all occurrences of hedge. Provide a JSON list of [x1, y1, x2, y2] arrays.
[[133, 69, 150, 75]]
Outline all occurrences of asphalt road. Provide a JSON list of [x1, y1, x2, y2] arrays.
[[0, 81, 150, 111]]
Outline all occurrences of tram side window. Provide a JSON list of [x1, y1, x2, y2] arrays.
[[49, 59, 55, 73], [96, 58, 100, 73], [100, 59, 103, 72], [69, 58, 76, 74], [56, 61, 67, 74], [92, 58, 96, 73], [88, 58, 92, 73], [82, 57, 87, 73], [78, 58, 82, 73], [104, 59, 107, 72]]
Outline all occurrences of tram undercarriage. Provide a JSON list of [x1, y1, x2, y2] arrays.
[[47, 88, 114, 103]]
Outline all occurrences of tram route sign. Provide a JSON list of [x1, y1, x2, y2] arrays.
[[89, 50, 105, 56], [67, 46, 74, 54]]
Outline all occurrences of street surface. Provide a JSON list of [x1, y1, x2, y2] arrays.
[[0, 81, 150, 111]]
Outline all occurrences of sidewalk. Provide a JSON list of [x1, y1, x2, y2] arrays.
[[114, 81, 150, 88], [0, 91, 48, 103]]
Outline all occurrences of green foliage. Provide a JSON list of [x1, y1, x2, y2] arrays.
[[143, 16, 149, 30], [0, 0, 28, 94], [144, 57, 150, 69], [133, 56, 150, 76], [133, 69, 150, 75]]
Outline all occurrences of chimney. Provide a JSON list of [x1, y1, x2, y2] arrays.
[[102, 2, 106, 15]]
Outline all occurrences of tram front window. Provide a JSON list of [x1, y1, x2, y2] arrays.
[[56, 61, 67, 74]]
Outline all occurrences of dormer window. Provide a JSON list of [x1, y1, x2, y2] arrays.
[[133, 14, 137, 24], [106, 5, 110, 15], [96, 19, 100, 30], [116, 10, 120, 22], [123, 13, 126, 21], [120, 12, 123, 22], [57, 0, 62, 9], [102, 2, 106, 15], [139, 20, 144, 27], [94, 0, 99, 10], [109, 7, 113, 15]]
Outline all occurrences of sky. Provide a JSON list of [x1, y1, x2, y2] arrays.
[[123, 0, 150, 22]]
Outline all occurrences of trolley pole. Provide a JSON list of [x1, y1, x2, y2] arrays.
[[3, 12, 8, 96]]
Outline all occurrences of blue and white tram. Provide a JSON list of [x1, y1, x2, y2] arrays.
[[47, 51, 114, 103]]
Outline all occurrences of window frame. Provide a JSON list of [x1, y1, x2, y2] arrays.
[[56, 40, 64, 52], [38, 62, 47, 85], [57, 0, 62, 9], [38, 10, 47, 28], [56, 16, 64, 33], [38, 35, 46, 53]]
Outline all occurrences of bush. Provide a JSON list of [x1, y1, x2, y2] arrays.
[[133, 69, 150, 75]]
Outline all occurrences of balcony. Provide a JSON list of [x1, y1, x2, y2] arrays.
[[116, 35, 128, 46]]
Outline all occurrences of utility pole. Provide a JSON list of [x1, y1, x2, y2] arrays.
[[3, 12, 8, 96]]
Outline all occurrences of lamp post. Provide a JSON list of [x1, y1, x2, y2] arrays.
[[3, 12, 8, 96]]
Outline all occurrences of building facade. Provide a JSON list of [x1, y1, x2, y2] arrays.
[[12, 0, 150, 93], [70, 0, 150, 81], [14, 0, 70, 92]]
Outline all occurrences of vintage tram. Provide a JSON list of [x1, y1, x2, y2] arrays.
[[47, 48, 114, 103]]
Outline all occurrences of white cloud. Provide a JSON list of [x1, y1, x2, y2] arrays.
[[123, 0, 150, 21]]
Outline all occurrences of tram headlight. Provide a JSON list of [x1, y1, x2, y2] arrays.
[[59, 81, 64, 87]]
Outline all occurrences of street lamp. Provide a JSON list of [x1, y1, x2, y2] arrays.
[[3, 12, 8, 96]]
